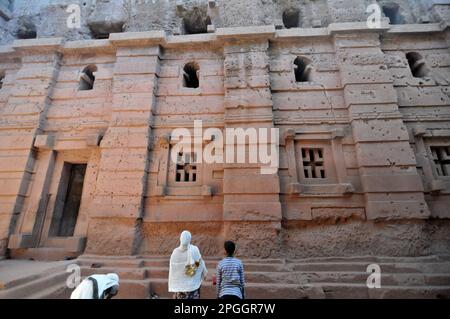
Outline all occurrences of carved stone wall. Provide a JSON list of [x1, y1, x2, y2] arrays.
[[0, 1, 450, 259]]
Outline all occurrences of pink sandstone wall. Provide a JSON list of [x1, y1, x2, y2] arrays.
[[0, 21, 450, 259]]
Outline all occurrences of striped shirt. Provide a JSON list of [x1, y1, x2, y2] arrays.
[[216, 257, 245, 299]]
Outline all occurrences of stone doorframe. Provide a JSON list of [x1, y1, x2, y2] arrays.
[[8, 133, 102, 253]]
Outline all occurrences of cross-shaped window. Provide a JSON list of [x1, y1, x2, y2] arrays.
[[301, 148, 326, 179], [431, 146, 450, 177], [175, 152, 198, 182]]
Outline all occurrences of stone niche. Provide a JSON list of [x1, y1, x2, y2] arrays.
[[273, 0, 331, 29], [15, 15, 37, 39], [176, 1, 211, 34]]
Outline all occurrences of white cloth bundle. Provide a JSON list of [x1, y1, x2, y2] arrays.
[[168, 231, 208, 293]]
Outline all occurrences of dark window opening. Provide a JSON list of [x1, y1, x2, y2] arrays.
[[382, 4, 404, 25], [183, 62, 200, 88], [175, 152, 198, 182], [431, 146, 450, 177], [406, 52, 429, 78], [294, 57, 312, 82], [93, 33, 110, 39], [16, 23, 37, 39], [79, 65, 97, 91], [183, 15, 211, 34], [302, 148, 326, 179], [49, 163, 87, 237], [0, 72, 4, 90], [283, 9, 300, 29]]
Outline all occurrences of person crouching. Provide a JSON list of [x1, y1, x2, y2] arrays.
[[70, 273, 119, 299]]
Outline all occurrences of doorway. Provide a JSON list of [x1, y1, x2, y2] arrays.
[[49, 163, 87, 237]]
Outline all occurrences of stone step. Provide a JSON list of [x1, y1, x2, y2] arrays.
[[3, 255, 450, 299], [0, 260, 74, 290], [143, 275, 450, 299], [292, 262, 450, 273], [242, 271, 450, 286], [21, 280, 450, 300], [27, 278, 152, 299], [286, 255, 447, 263], [147, 279, 325, 299], [79, 263, 450, 287], [81, 256, 450, 274], [79, 254, 450, 264], [10, 248, 81, 261], [320, 283, 450, 299], [27, 283, 72, 299], [0, 271, 69, 299], [81, 266, 147, 280], [80, 260, 450, 275], [117, 279, 151, 299], [77, 257, 144, 268], [142, 266, 450, 286]]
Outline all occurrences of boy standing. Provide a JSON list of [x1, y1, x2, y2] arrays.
[[216, 241, 246, 300]]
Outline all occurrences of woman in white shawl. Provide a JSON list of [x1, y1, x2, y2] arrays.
[[70, 273, 120, 299], [168, 230, 208, 299]]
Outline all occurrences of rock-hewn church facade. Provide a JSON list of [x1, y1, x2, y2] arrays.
[[0, 0, 449, 298]]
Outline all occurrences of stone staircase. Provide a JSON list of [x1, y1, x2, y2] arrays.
[[1, 255, 450, 299], [0, 260, 74, 299]]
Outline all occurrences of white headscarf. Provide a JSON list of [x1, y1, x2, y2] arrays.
[[168, 230, 208, 293], [90, 273, 120, 298], [180, 230, 191, 250]]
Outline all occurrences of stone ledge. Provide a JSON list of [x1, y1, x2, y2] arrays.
[[34, 134, 54, 150], [109, 31, 166, 47], [151, 185, 213, 198], [413, 127, 450, 138], [430, 0, 450, 5], [286, 182, 355, 196], [12, 37, 64, 52], [62, 39, 114, 54], [7, 234, 35, 249], [328, 21, 390, 34], [387, 23, 443, 34], [166, 33, 217, 46], [31, 134, 105, 151], [428, 179, 447, 194], [0, 45, 16, 58], [44, 237, 87, 252], [274, 27, 329, 40], [216, 25, 275, 41], [289, 129, 345, 141]]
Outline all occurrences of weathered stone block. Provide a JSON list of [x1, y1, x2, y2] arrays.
[[34, 135, 54, 150]]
